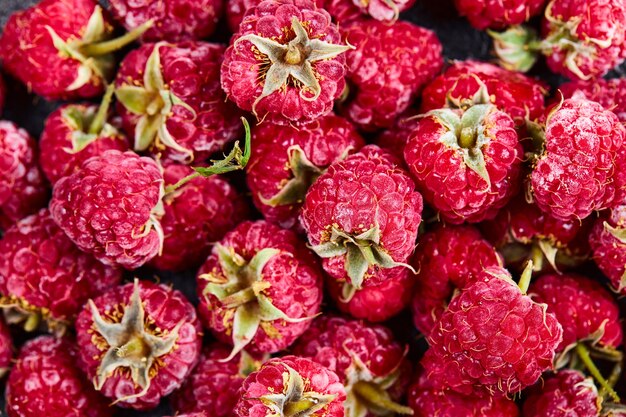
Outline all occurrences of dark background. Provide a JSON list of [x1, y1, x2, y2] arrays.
[[0, 0, 625, 416]]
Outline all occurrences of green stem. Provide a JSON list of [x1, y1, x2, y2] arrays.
[[576, 343, 620, 403], [24, 312, 40, 332], [352, 381, 414, 415], [88, 84, 115, 135], [80, 20, 153, 56], [517, 260, 533, 294]]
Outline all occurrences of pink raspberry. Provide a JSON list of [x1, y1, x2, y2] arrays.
[[301, 145, 422, 302], [196, 220, 323, 359], [455, 0, 547, 29], [0, 209, 121, 334], [6, 336, 113, 417], [221, 0, 351, 125], [49, 150, 164, 269], [347, 0, 415, 22], [0, 316, 13, 378], [75, 280, 202, 410], [341, 21, 443, 131], [246, 114, 364, 230], [559, 78, 626, 122], [116, 42, 243, 163], [149, 164, 249, 272], [589, 205, 626, 294]]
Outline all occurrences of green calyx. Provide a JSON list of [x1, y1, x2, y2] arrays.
[[200, 245, 312, 362], [46, 6, 152, 92], [489, 25, 541, 73], [115, 43, 196, 162], [309, 225, 414, 302], [260, 145, 323, 207]]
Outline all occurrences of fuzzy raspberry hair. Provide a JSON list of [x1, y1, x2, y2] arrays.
[[0, 209, 122, 333], [0, 316, 13, 378], [6, 336, 113, 417], [49, 150, 164, 269], [589, 204, 626, 294], [246, 114, 364, 230], [75, 280, 202, 410], [341, 20, 443, 131], [455, 0, 547, 30]]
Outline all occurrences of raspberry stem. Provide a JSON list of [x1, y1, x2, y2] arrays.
[[352, 381, 414, 415], [80, 20, 154, 56], [575, 343, 620, 403], [88, 84, 115, 135], [517, 260, 533, 294]]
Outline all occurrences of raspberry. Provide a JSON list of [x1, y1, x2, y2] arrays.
[[422, 266, 563, 397], [221, 0, 351, 125], [109, 0, 222, 42], [149, 164, 249, 271], [559, 78, 626, 122], [75, 279, 202, 410], [293, 316, 413, 417], [0, 0, 149, 100], [0, 316, 13, 378], [455, 0, 547, 29], [589, 205, 626, 294], [341, 21, 443, 131], [410, 225, 503, 336], [197, 220, 323, 359], [530, 98, 626, 221], [348, 0, 415, 22], [0, 209, 122, 334], [234, 356, 346, 417], [115, 42, 243, 163], [49, 150, 164, 269], [374, 110, 420, 160], [6, 336, 113, 417], [171, 343, 263, 417], [301, 145, 422, 301], [0, 121, 48, 228], [39, 89, 129, 185], [246, 114, 364, 230], [404, 103, 522, 224]]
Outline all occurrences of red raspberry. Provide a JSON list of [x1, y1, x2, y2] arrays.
[[341, 21, 443, 131], [530, 273, 623, 352], [0, 0, 148, 100], [171, 343, 263, 417], [301, 145, 422, 302], [149, 164, 249, 272], [0, 209, 121, 334], [6, 336, 113, 417], [0, 316, 13, 378], [75, 280, 202, 410], [530, 98, 626, 221], [559, 78, 626, 122], [109, 0, 222, 42], [221, 0, 351, 125], [374, 110, 420, 160], [235, 355, 346, 417], [404, 104, 522, 224], [115, 42, 242, 164], [50, 150, 164, 269], [420, 60, 547, 125], [39, 94, 129, 185], [167, 414, 207, 417], [0, 121, 48, 228], [410, 225, 503, 336], [455, 0, 547, 29], [589, 205, 626, 294], [422, 266, 563, 397], [348, 0, 415, 22], [197, 220, 323, 359], [293, 316, 413, 417], [246, 114, 364, 230], [523, 370, 600, 417]]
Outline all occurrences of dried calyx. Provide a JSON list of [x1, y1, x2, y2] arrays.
[[0, 296, 68, 335]]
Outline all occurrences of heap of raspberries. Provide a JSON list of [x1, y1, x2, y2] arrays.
[[2, 0, 626, 416]]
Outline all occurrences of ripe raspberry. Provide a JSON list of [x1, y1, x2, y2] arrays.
[[0, 209, 122, 334], [6, 336, 113, 417], [341, 21, 443, 131], [49, 150, 164, 269], [0, 121, 48, 228], [530, 273, 623, 352], [347, 0, 415, 22], [301, 145, 422, 301], [420, 60, 547, 125], [589, 205, 626, 294], [39, 89, 129, 185], [109, 0, 222, 42], [455, 0, 547, 30], [404, 104, 522, 224], [530, 98, 626, 221], [115, 42, 242, 163], [422, 266, 563, 397], [523, 370, 600, 417], [293, 316, 413, 417], [149, 164, 249, 272], [171, 343, 263, 417], [559, 77, 626, 122], [235, 356, 346, 417], [374, 110, 420, 160], [0, 0, 149, 100], [197, 220, 323, 359], [410, 225, 503, 336], [246, 114, 364, 230], [75, 279, 202, 410], [0, 316, 13, 378], [221, 0, 351, 125]]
